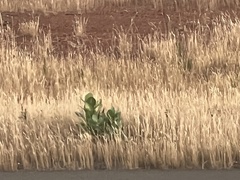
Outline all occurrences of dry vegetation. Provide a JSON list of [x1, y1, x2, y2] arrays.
[[0, 0, 240, 171]]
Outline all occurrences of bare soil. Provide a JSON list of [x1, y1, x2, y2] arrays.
[[1, 3, 240, 56]]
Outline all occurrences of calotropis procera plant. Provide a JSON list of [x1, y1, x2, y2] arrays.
[[76, 93, 123, 138]]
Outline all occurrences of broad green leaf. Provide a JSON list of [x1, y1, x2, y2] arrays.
[[92, 114, 99, 123], [98, 116, 105, 125], [89, 117, 98, 126], [85, 110, 93, 120], [107, 109, 115, 119], [111, 106, 116, 113], [86, 97, 96, 107], [84, 93, 93, 102], [95, 99, 102, 109], [84, 103, 94, 112]]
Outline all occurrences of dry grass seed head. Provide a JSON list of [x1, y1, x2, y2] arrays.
[[73, 16, 88, 37], [18, 17, 40, 37]]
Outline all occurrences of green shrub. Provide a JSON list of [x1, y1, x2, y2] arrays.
[[76, 93, 123, 138]]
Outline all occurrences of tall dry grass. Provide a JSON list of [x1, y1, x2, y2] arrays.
[[0, 12, 240, 171]]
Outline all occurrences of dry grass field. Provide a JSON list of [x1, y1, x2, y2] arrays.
[[0, 0, 240, 171]]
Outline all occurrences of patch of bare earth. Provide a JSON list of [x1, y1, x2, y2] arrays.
[[1, 3, 240, 57]]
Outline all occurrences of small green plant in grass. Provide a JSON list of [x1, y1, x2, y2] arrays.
[[75, 93, 123, 138]]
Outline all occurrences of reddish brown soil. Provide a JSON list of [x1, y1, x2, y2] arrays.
[[1, 4, 240, 57]]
